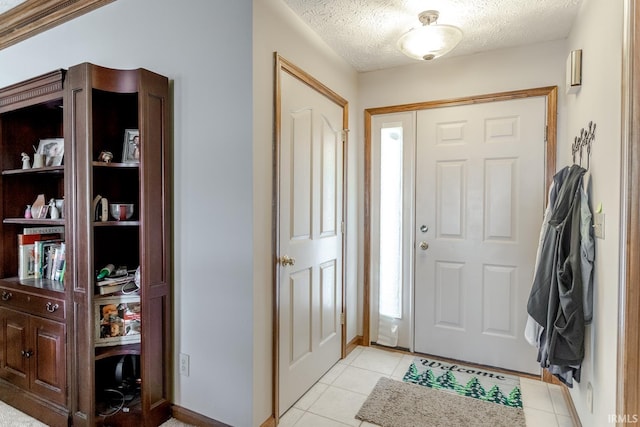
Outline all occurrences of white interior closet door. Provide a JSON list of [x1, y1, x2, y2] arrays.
[[278, 68, 344, 415]]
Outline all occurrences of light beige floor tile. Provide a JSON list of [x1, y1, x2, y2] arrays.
[[548, 384, 570, 416], [294, 382, 329, 410], [360, 422, 380, 427], [279, 407, 305, 427], [320, 362, 348, 384], [332, 365, 388, 395], [350, 347, 402, 375], [308, 385, 368, 426], [520, 378, 555, 413], [390, 354, 415, 379], [524, 407, 560, 427], [556, 414, 574, 427], [293, 412, 353, 427], [340, 346, 364, 365]]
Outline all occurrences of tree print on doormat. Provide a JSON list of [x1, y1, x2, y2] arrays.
[[402, 357, 522, 408]]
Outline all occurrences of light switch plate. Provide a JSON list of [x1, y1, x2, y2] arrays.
[[594, 213, 605, 239]]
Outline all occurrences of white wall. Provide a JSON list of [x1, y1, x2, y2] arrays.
[[565, 0, 623, 425], [253, 0, 359, 422], [0, 1, 255, 426]]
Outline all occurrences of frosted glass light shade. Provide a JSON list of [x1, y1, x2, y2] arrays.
[[397, 24, 463, 61]]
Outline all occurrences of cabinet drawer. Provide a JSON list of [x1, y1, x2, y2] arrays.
[[0, 287, 65, 321]]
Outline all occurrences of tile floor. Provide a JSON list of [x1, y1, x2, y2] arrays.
[[279, 345, 575, 427]]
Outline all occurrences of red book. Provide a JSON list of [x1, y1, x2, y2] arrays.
[[17, 233, 62, 245]]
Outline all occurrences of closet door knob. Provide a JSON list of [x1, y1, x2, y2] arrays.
[[278, 255, 296, 266]]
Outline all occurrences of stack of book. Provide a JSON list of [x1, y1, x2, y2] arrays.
[[18, 226, 65, 281], [96, 275, 137, 295]]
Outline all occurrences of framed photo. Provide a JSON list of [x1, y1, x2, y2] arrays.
[[37, 138, 64, 167], [122, 129, 140, 163], [95, 295, 141, 347]]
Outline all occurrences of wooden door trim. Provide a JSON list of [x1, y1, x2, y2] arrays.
[[363, 86, 558, 347], [618, 0, 640, 421], [272, 53, 349, 423]]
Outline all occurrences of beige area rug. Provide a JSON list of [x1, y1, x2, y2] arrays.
[[0, 400, 48, 426], [356, 377, 526, 427], [0, 399, 194, 427]]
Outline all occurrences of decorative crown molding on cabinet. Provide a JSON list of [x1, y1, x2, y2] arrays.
[[0, 0, 114, 50]]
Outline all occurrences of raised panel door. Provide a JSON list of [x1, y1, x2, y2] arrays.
[[0, 308, 29, 389], [30, 316, 66, 405]]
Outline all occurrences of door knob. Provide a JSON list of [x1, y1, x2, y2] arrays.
[[278, 255, 296, 266], [419, 241, 429, 250]]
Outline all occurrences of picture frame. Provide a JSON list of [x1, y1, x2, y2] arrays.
[[95, 295, 141, 347], [122, 129, 140, 163], [36, 138, 64, 167]]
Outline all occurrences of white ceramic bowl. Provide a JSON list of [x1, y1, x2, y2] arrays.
[[110, 203, 134, 221]]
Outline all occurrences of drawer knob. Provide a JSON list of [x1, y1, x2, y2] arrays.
[[45, 302, 59, 313], [1, 291, 12, 301], [21, 350, 33, 358]]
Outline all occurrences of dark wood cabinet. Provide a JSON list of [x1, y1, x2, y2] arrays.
[[0, 304, 67, 406], [0, 63, 171, 426]]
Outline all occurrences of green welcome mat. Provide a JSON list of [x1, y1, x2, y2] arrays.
[[402, 357, 522, 408]]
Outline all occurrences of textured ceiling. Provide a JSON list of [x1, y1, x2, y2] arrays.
[[282, 0, 583, 72]]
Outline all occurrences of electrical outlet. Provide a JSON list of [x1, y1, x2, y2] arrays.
[[180, 353, 190, 377]]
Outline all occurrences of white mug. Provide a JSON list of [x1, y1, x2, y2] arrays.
[[32, 154, 45, 168]]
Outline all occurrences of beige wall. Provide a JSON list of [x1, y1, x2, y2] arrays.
[[565, 0, 623, 425], [253, 0, 360, 423]]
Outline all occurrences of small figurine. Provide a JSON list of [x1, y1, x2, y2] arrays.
[[49, 199, 60, 219], [21, 152, 31, 169], [98, 150, 114, 163], [24, 205, 32, 219]]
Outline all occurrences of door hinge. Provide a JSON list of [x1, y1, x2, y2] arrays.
[[544, 125, 548, 142], [340, 313, 345, 325], [341, 129, 349, 143], [341, 221, 345, 234]]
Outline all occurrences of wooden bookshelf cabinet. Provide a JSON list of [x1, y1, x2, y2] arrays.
[[0, 63, 171, 426]]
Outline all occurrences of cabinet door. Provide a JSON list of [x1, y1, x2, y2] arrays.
[[30, 316, 66, 405], [0, 308, 29, 389]]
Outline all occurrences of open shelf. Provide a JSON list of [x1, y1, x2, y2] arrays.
[[92, 161, 139, 169], [3, 218, 65, 225], [93, 221, 139, 227], [95, 343, 140, 361], [2, 166, 64, 175]]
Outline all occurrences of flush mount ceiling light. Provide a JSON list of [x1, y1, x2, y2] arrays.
[[397, 10, 463, 61]]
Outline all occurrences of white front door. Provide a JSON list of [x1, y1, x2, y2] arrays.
[[278, 68, 344, 415], [414, 97, 545, 374]]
